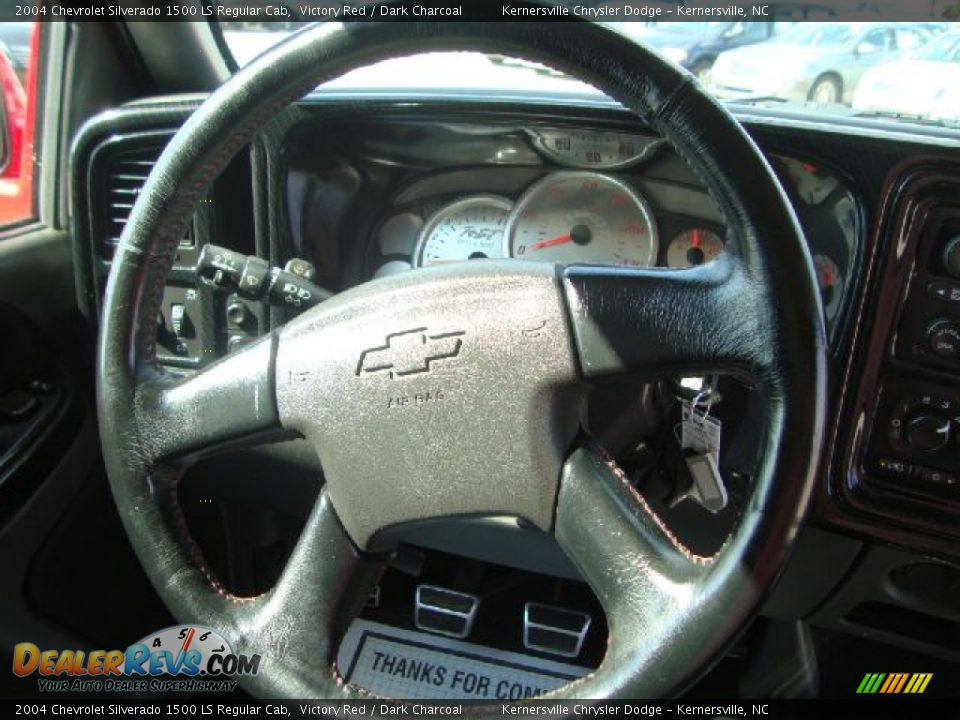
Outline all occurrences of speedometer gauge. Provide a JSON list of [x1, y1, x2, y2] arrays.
[[414, 195, 511, 268], [506, 172, 658, 268]]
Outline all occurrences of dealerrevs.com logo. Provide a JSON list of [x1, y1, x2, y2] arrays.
[[12, 625, 260, 693]]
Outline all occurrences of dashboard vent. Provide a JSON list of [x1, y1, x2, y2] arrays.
[[101, 146, 160, 258], [100, 144, 193, 260]]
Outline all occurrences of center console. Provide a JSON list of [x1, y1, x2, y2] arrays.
[[836, 162, 960, 557], [870, 203, 960, 498]]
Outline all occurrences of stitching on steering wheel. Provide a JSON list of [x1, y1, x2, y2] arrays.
[[330, 662, 376, 698], [593, 444, 724, 566], [164, 467, 254, 604]]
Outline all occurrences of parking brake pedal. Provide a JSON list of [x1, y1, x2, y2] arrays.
[[523, 602, 592, 658], [414, 585, 479, 639]]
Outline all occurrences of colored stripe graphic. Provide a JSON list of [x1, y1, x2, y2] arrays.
[[857, 673, 885, 693], [879, 674, 897, 693], [892, 673, 909, 693], [857, 672, 932, 694], [904, 673, 933, 694]]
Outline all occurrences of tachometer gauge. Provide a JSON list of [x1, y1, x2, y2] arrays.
[[530, 128, 660, 170], [813, 253, 844, 322], [414, 195, 511, 268], [666, 228, 724, 267], [506, 172, 658, 268]]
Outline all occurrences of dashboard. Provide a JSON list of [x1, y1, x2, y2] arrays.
[[69, 96, 960, 667]]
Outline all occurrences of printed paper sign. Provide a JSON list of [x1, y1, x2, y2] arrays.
[[336, 620, 590, 700]]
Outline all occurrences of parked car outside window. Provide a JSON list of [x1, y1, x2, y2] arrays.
[[708, 21, 933, 104], [854, 31, 960, 123]]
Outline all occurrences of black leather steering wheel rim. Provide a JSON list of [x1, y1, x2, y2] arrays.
[[97, 20, 826, 701]]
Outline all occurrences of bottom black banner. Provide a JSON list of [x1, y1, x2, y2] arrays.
[[2, 699, 959, 719]]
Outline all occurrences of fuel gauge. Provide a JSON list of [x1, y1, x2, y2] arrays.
[[666, 228, 724, 268], [782, 158, 839, 205], [813, 253, 844, 322]]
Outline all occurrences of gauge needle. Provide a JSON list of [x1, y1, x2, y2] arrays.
[[691, 229, 701, 249], [530, 234, 572, 251], [821, 263, 834, 287]]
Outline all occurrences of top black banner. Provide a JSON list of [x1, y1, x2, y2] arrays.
[[0, 699, 957, 717], [0, 0, 958, 23]]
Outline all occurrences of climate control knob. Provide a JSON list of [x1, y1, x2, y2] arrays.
[[927, 319, 960, 359], [905, 412, 952, 453]]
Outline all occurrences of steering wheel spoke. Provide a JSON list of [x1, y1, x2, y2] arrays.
[[557, 445, 709, 592], [563, 254, 772, 383], [134, 334, 280, 464], [555, 446, 713, 696], [234, 491, 384, 697]]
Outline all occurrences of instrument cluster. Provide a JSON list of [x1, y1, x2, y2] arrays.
[[374, 127, 726, 272], [363, 125, 858, 331]]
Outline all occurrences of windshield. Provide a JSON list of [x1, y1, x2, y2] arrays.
[[220, 19, 960, 127], [776, 23, 855, 46], [640, 22, 725, 35]]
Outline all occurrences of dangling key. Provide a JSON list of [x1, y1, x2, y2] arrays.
[[671, 452, 728, 514], [673, 398, 727, 513]]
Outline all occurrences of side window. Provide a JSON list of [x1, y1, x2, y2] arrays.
[[862, 29, 894, 52], [895, 29, 925, 52], [0, 21, 39, 228]]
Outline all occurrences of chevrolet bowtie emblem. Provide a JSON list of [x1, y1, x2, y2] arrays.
[[356, 328, 465, 379]]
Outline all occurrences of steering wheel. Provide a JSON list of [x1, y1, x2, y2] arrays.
[[98, 21, 825, 700]]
